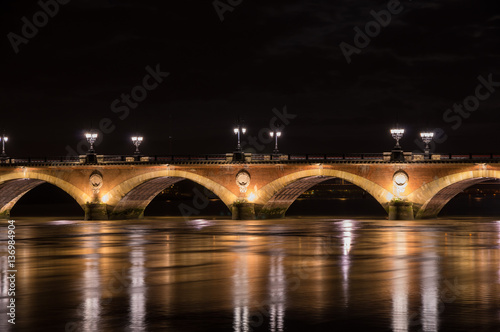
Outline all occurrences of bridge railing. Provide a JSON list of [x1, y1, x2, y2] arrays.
[[438, 153, 500, 160], [99, 154, 229, 162], [284, 153, 386, 160], [1, 153, 500, 165]]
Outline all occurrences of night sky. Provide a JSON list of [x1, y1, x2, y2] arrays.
[[1, 0, 499, 157]]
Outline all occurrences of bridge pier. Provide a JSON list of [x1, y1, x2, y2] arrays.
[[388, 200, 414, 220], [232, 202, 256, 220], [0, 210, 10, 220], [83, 203, 109, 220]]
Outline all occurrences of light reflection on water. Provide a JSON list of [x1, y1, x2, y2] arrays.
[[1, 217, 500, 331], [340, 220, 355, 307], [392, 230, 408, 332], [82, 224, 101, 332], [420, 233, 439, 332], [129, 233, 146, 332]]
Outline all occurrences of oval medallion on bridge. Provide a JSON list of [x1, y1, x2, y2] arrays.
[[236, 170, 251, 193], [89, 172, 103, 195], [393, 170, 409, 187]]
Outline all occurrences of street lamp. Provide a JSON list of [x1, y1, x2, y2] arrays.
[[390, 128, 405, 149], [233, 125, 246, 152], [390, 128, 405, 162], [131, 136, 143, 154], [1, 133, 8, 158], [420, 132, 434, 158], [85, 131, 98, 153], [84, 131, 98, 164], [269, 129, 282, 154]]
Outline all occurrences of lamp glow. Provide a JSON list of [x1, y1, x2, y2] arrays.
[[131, 135, 144, 154], [390, 128, 404, 149], [1, 133, 8, 157], [269, 128, 282, 155], [420, 132, 434, 158], [101, 194, 109, 204], [233, 125, 246, 152], [85, 131, 98, 153]]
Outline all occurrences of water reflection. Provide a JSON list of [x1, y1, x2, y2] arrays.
[[340, 220, 355, 306], [0, 256, 11, 332], [233, 249, 249, 332], [269, 243, 285, 332], [7, 218, 500, 331], [82, 225, 101, 332], [421, 233, 439, 332], [128, 233, 147, 332], [498, 221, 500, 284], [392, 230, 408, 332]]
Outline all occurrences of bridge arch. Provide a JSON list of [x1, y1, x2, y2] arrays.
[[0, 172, 90, 219], [253, 169, 393, 219], [103, 169, 238, 219], [408, 169, 500, 219]]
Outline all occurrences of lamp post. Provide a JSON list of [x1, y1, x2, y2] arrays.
[[269, 129, 282, 155], [131, 136, 143, 154], [1, 134, 8, 159], [390, 128, 404, 149], [85, 131, 98, 153], [390, 128, 405, 162], [85, 131, 98, 163], [420, 132, 434, 158], [233, 125, 246, 152], [233, 124, 247, 161]]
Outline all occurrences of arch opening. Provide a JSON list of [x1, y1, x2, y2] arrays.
[[1, 180, 84, 218], [109, 176, 230, 219], [145, 179, 231, 218], [416, 178, 500, 219], [286, 178, 387, 218], [257, 176, 388, 219]]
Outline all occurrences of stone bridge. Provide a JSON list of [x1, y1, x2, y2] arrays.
[[0, 155, 499, 220]]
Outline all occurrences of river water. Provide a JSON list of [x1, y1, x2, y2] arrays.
[[1, 217, 500, 332]]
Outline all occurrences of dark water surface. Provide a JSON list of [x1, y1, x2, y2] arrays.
[[1, 217, 500, 332]]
